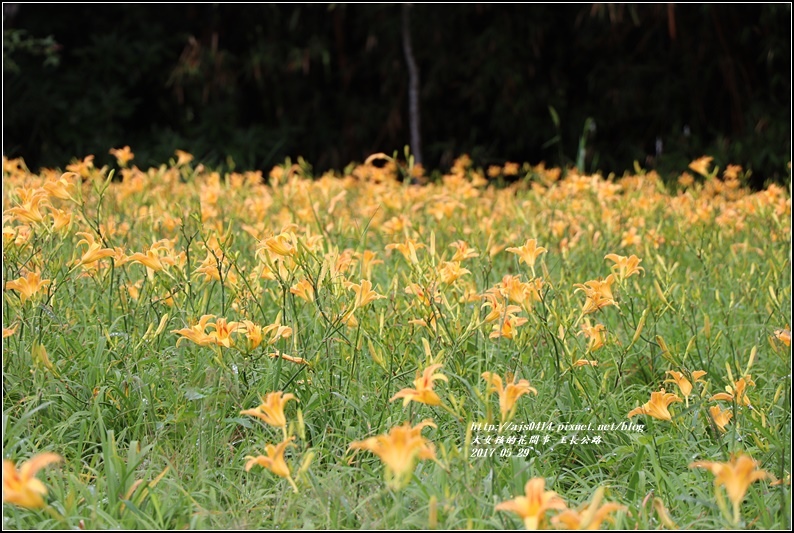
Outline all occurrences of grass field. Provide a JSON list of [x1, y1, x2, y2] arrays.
[[2, 151, 791, 529]]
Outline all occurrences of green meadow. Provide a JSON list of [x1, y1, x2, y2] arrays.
[[2, 152, 791, 529]]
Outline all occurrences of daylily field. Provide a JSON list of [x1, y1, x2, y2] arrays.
[[2, 150, 791, 529]]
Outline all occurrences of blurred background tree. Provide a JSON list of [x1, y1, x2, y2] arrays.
[[2, 4, 790, 187]]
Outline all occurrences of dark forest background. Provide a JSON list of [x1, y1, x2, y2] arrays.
[[3, 4, 791, 187]]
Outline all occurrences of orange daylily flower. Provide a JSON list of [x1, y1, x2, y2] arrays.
[[708, 405, 733, 433], [5, 190, 50, 224], [262, 321, 293, 344], [626, 389, 682, 421], [2, 452, 62, 509], [495, 477, 568, 530], [773, 326, 791, 347], [174, 149, 193, 166], [489, 313, 528, 340], [551, 487, 625, 530], [42, 173, 79, 202], [349, 419, 437, 490], [390, 363, 448, 407], [126, 250, 166, 272], [49, 208, 73, 232], [690, 454, 770, 523], [240, 391, 298, 430], [109, 146, 134, 166], [574, 275, 618, 315], [171, 314, 217, 347], [710, 375, 754, 406], [261, 232, 296, 258], [664, 369, 707, 407], [620, 227, 642, 248], [239, 320, 263, 350], [437, 261, 471, 284], [5, 271, 51, 304], [74, 232, 115, 268], [3, 323, 18, 338], [579, 320, 607, 352], [290, 279, 315, 302], [244, 436, 298, 493], [385, 237, 425, 265], [481, 291, 522, 324], [505, 238, 547, 271], [346, 279, 385, 308], [688, 156, 714, 177], [207, 318, 244, 348], [604, 253, 644, 282], [481, 372, 537, 424], [448, 240, 479, 262]]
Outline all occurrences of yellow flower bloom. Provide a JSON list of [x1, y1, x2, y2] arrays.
[[49, 208, 73, 232], [448, 240, 479, 262], [482, 372, 537, 424], [574, 275, 618, 315], [437, 261, 470, 284], [262, 321, 293, 344], [505, 238, 547, 271], [42, 173, 79, 202], [171, 314, 217, 347], [261, 232, 296, 258], [290, 279, 315, 302], [207, 318, 244, 348], [5, 189, 50, 224], [503, 161, 520, 176], [2, 452, 62, 509], [244, 436, 298, 493], [604, 253, 644, 282], [551, 486, 625, 530], [240, 391, 298, 430], [74, 232, 115, 268], [489, 313, 528, 340], [109, 146, 134, 166], [481, 291, 522, 323], [5, 271, 51, 304], [690, 454, 769, 523], [678, 172, 695, 187], [239, 320, 263, 351], [349, 419, 437, 490], [3, 323, 18, 338], [495, 477, 568, 530], [708, 405, 733, 433], [346, 279, 385, 308], [193, 251, 223, 282], [127, 250, 166, 272], [710, 375, 754, 406], [390, 363, 448, 407], [773, 326, 791, 347], [619, 227, 642, 248], [688, 155, 714, 177], [664, 370, 707, 403], [579, 320, 606, 352], [626, 389, 682, 421], [174, 149, 193, 166], [385, 237, 425, 265]]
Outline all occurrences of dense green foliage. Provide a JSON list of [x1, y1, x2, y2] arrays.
[[3, 4, 791, 186], [2, 154, 791, 529]]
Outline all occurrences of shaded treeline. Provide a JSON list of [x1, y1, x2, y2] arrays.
[[3, 4, 790, 186]]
